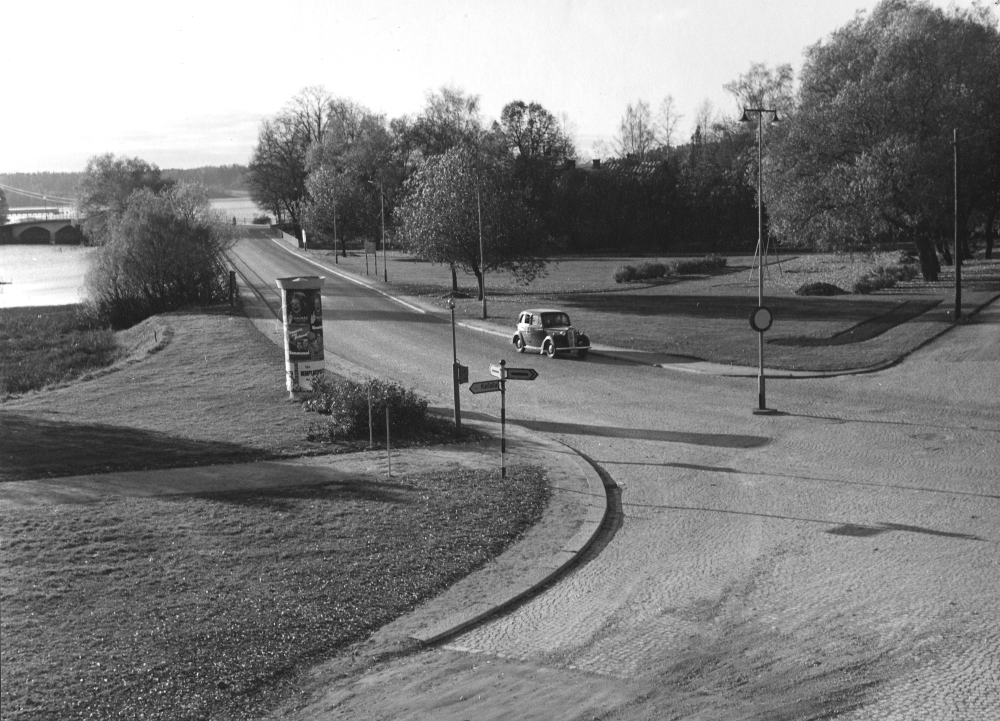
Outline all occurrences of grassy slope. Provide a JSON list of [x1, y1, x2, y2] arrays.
[[0, 307, 549, 720]]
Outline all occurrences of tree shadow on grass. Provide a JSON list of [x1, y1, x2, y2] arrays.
[[555, 293, 917, 324], [769, 299, 941, 346], [0, 411, 269, 482], [194, 478, 415, 510]]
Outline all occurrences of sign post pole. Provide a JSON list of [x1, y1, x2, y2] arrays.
[[499, 359, 506, 479]]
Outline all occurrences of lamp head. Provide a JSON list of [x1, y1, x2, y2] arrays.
[[771, 110, 782, 123], [739, 108, 751, 123]]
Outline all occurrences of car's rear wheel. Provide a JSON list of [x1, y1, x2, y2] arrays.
[[514, 335, 525, 353], [543, 340, 557, 358]]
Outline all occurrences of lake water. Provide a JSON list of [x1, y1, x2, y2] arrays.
[[0, 197, 264, 308], [0, 245, 94, 309]]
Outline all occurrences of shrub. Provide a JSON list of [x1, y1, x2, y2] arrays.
[[84, 186, 233, 328], [613, 265, 637, 283], [637, 261, 667, 280], [252, 214, 271, 225], [304, 374, 429, 442], [672, 254, 727, 275], [796, 282, 848, 296], [851, 258, 919, 294]]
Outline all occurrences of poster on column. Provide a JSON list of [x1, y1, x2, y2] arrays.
[[275, 276, 325, 395]]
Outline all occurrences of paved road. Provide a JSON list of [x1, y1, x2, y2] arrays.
[[232, 236, 1000, 720]]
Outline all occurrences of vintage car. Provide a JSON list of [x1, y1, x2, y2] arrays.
[[512, 309, 591, 359]]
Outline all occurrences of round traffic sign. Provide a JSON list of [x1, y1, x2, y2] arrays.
[[750, 306, 773, 333]]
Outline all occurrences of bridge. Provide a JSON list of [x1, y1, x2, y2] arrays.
[[3, 207, 83, 244], [1, 182, 83, 244]]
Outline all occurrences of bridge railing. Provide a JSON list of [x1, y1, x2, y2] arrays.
[[5, 208, 79, 224]]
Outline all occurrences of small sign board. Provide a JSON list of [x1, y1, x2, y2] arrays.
[[490, 364, 504, 379], [364, 240, 376, 254], [750, 306, 773, 333], [504, 367, 539, 381], [469, 380, 502, 394]]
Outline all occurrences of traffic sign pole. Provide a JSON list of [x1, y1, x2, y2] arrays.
[[500, 359, 506, 479]]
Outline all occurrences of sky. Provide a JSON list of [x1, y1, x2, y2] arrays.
[[3, 0, 993, 174]]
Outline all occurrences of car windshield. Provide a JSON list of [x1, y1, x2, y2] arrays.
[[541, 313, 570, 328]]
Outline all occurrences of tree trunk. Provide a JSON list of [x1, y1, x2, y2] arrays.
[[473, 267, 484, 301], [939, 239, 953, 266], [985, 204, 998, 260], [450, 263, 458, 293], [914, 238, 940, 282]]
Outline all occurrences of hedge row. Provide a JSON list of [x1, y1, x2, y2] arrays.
[[851, 255, 920, 294], [613, 254, 727, 283]]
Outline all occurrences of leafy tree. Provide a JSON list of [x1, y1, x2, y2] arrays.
[[0, 188, 8, 225], [396, 145, 546, 299], [406, 86, 485, 159], [305, 102, 403, 247], [615, 100, 657, 160], [245, 87, 341, 232], [84, 184, 233, 328], [495, 100, 576, 232], [76, 154, 174, 243], [766, 0, 1000, 280]]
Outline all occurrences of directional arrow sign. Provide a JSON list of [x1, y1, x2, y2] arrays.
[[504, 367, 539, 381], [469, 380, 502, 394], [489, 364, 503, 379]]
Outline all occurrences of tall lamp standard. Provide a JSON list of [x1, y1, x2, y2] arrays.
[[367, 179, 389, 282], [448, 298, 462, 430], [740, 106, 781, 415], [477, 186, 487, 319]]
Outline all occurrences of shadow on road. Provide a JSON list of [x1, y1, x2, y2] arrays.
[[460, 411, 769, 449]]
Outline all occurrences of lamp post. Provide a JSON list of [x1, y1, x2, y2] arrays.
[[367, 179, 388, 282], [477, 186, 487, 319], [740, 106, 780, 415], [448, 298, 462, 430]]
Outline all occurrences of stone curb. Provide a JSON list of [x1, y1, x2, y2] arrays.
[[407, 424, 610, 646]]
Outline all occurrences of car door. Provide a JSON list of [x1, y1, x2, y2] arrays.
[[527, 314, 545, 348], [516, 313, 531, 346]]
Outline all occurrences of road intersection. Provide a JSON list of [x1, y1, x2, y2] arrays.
[[228, 235, 1000, 720]]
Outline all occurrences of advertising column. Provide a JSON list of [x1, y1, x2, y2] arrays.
[[275, 276, 325, 398]]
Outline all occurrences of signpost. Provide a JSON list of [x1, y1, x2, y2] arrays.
[[505, 367, 539, 381], [469, 380, 501, 394], [468, 360, 539, 479]]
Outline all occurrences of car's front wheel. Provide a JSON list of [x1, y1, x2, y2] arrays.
[[543, 340, 557, 358], [514, 335, 525, 353]]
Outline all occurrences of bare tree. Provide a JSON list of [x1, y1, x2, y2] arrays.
[[724, 62, 794, 113], [614, 100, 656, 160], [654, 95, 684, 150], [284, 86, 337, 147], [692, 99, 721, 143]]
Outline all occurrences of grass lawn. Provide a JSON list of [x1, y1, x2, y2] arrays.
[[0, 305, 121, 396], [310, 248, 1000, 371], [0, 307, 549, 720]]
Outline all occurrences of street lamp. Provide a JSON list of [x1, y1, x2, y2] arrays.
[[367, 179, 388, 282], [740, 106, 781, 415], [448, 297, 462, 430], [477, 186, 487, 319]]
